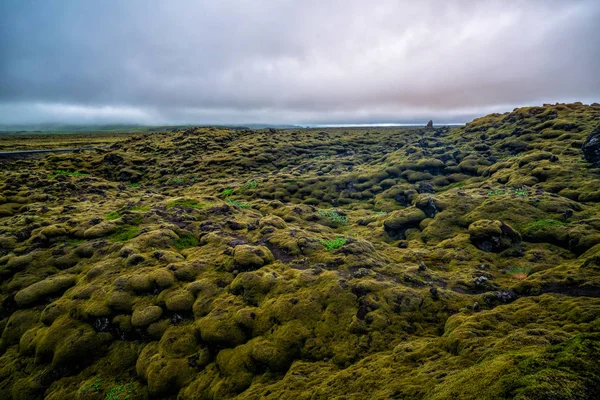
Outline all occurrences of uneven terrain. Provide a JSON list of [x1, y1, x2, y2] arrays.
[[1, 102, 600, 399]]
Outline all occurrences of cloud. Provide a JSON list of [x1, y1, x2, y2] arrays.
[[1, 0, 599, 125]]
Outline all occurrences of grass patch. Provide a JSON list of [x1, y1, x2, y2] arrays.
[[318, 209, 348, 225], [110, 226, 140, 242], [506, 266, 532, 280], [49, 169, 88, 178], [105, 382, 134, 400], [488, 189, 507, 197], [226, 198, 252, 208], [511, 188, 528, 197], [67, 238, 85, 246], [174, 233, 198, 250], [81, 378, 103, 393], [320, 237, 347, 251], [80, 378, 134, 400], [524, 219, 566, 232], [221, 188, 234, 197], [127, 182, 140, 188], [105, 211, 121, 220], [487, 188, 529, 197], [167, 199, 205, 209]]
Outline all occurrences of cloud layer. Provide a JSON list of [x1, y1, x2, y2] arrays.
[[1, 0, 599, 125]]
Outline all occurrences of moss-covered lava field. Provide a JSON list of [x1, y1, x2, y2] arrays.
[[1, 102, 600, 399]]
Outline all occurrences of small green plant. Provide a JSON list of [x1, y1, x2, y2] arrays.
[[105, 385, 132, 399], [81, 378, 102, 393], [67, 238, 84, 246], [246, 180, 259, 188], [167, 199, 205, 209], [506, 266, 532, 280], [511, 188, 528, 197], [105, 382, 134, 400], [318, 209, 348, 225], [174, 233, 198, 249], [221, 188, 235, 197], [110, 226, 140, 242], [127, 182, 140, 188], [169, 177, 187, 185], [487, 188, 528, 197], [226, 198, 252, 208], [320, 237, 347, 251], [105, 211, 121, 220], [49, 169, 89, 178]]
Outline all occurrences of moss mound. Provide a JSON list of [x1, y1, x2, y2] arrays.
[[1, 103, 600, 399]]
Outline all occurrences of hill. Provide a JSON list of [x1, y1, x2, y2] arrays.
[[1, 102, 600, 399]]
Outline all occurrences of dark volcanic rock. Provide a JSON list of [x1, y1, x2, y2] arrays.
[[582, 124, 600, 167], [468, 220, 521, 253]]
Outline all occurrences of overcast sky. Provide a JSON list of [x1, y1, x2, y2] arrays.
[[1, 0, 599, 126]]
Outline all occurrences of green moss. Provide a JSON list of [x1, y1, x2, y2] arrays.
[[320, 237, 347, 251], [110, 226, 140, 242], [174, 233, 198, 249], [105, 211, 121, 220], [317, 209, 348, 225], [524, 219, 566, 231], [49, 169, 88, 178], [166, 199, 206, 209], [14, 275, 76, 307], [226, 198, 252, 208]]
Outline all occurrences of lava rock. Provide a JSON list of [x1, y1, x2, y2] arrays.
[[468, 220, 521, 252], [582, 123, 600, 166]]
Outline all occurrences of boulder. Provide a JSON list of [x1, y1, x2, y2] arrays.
[[582, 123, 600, 167], [230, 245, 274, 272], [468, 220, 521, 252], [384, 208, 427, 240]]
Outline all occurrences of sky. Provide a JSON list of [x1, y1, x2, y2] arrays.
[[1, 0, 599, 126]]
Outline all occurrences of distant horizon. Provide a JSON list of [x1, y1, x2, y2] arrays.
[[2, 1, 599, 126], [0, 121, 465, 131]]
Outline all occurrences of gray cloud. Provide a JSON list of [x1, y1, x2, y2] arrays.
[[1, 0, 599, 125]]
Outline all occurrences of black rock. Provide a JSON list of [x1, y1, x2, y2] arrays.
[[582, 124, 600, 166], [426, 120, 433, 128], [417, 182, 435, 194], [429, 287, 438, 299]]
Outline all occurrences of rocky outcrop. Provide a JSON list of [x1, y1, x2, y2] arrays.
[[583, 124, 600, 167]]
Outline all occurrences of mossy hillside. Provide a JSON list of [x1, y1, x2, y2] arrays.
[[0, 103, 600, 398]]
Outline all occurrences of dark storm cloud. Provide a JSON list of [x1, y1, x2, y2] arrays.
[[1, 0, 599, 125]]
